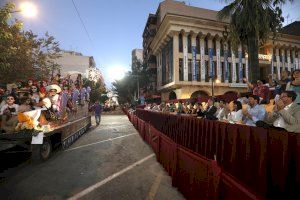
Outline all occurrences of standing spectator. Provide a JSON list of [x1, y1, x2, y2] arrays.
[[242, 95, 266, 126], [244, 78, 270, 104], [286, 69, 300, 105], [90, 100, 103, 126]]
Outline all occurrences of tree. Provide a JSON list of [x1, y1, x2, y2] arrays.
[[0, 3, 61, 84], [218, 0, 293, 82], [112, 71, 137, 104], [83, 78, 107, 104]]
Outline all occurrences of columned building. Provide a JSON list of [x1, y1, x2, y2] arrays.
[[145, 0, 300, 101]]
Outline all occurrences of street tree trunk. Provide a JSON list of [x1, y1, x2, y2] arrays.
[[247, 35, 260, 82]]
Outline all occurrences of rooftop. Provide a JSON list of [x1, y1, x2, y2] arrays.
[[281, 21, 300, 36]]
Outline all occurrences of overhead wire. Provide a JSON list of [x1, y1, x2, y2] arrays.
[[71, 0, 95, 49]]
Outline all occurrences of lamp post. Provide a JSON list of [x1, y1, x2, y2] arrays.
[[11, 2, 38, 18], [209, 75, 221, 104]]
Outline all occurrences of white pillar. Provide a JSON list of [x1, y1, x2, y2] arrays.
[[296, 50, 299, 70], [183, 33, 188, 81], [292, 50, 296, 70], [191, 34, 197, 81], [156, 51, 162, 88], [281, 48, 286, 70], [173, 32, 179, 83], [216, 39, 221, 81], [200, 36, 205, 81], [231, 50, 237, 83], [270, 47, 274, 75], [287, 49, 291, 72], [276, 48, 281, 80]]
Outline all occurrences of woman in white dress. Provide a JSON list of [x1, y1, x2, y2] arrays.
[[227, 100, 243, 123]]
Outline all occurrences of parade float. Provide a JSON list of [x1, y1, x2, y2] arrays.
[[0, 74, 91, 161]]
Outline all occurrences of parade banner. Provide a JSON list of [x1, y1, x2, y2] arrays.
[[192, 46, 197, 81], [201, 46, 205, 81], [209, 48, 214, 77], [183, 44, 188, 81], [224, 50, 229, 83], [232, 51, 236, 83], [217, 48, 221, 81], [238, 51, 243, 83]]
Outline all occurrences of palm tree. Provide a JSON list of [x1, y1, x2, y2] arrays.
[[218, 0, 293, 82]]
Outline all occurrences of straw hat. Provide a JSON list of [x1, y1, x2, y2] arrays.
[[46, 84, 61, 93]]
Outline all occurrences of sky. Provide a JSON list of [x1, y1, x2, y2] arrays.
[[5, 0, 300, 88]]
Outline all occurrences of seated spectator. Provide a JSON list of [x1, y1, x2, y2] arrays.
[[242, 95, 266, 126], [286, 69, 300, 105], [216, 100, 229, 120], [227, 101, 243, 123], [197, 98, 217, 120], [176, 101, 184, 114], [264, 91, 300, 133]]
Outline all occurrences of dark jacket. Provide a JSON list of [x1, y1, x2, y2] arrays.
[[197, 105, 217, 120]]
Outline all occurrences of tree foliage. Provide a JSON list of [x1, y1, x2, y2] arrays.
[[83, 78, 107, 104], [0, 3, 61, 84], [112, 58, 151, 104], [218, 0, 293, 81]]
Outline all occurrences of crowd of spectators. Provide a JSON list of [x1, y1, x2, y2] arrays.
[[142, 69, 300, 133], [0, 73, 91, 133]]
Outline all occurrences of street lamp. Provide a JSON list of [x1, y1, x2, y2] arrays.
[[11, 2, 38, 18], [209, 75, 220, 103]]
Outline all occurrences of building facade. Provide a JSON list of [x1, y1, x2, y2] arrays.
[[54, 50, 96, 77], [145, 0, 300, 101], [131, 49, 143, 72]]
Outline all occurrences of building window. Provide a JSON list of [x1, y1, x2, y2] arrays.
[[196, 35, 200, 54], [179, 33, 183, 53], [179, 58, 183, 81], [197, 60, 201, 81], [188, 34, 192, 53], [221, 62, 225, 82], [279, 49, 282, 62], [213, 38, 216, 56], [161, 38, 173, 85], [236, 63, 239, 83], [228, 41, 232, 57], [291, 52, 294, 63], [228, 63, 232, 83], [188, 59, 192, 81], [205, 61, 209, 82], [242, 45, 246, 58], [205, 36, 209, 55], [285, 50, 288, 63], [220, 40, 224, 56]]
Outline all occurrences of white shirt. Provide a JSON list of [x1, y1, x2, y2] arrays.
[[228, 110, 243, 123], [0, 104, 19, 115], [273, 103, 293, 128]]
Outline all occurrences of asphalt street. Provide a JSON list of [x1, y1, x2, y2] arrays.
[[0, 115, 184, 200]]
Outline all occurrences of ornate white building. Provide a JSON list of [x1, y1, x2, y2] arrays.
[[144, 0, 300, 100]]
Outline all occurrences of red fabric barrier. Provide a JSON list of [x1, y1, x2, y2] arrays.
[[175, 145, 220, 200], [220, 172, 261, 200], [159, 133, 177, 180], [132, 110, 300, 199], [149, 125, 160, 157]]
